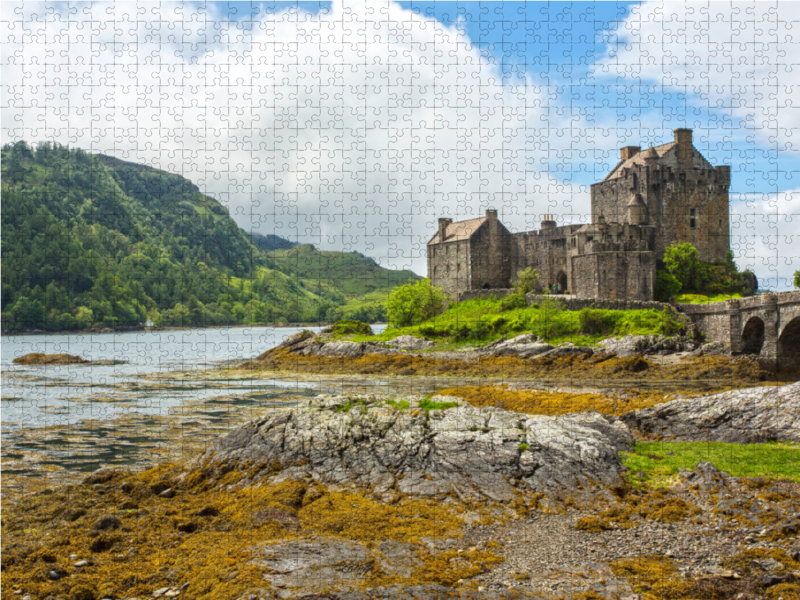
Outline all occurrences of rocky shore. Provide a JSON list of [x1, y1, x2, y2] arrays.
[[247, 330, 776, 384], [3, 384, 800, 600]]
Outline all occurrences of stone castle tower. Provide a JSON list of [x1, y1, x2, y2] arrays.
[[427, 128, 731, 301]]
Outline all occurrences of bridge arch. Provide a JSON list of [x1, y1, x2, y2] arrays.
[[777, 316, 800, 371], [740, 316, 765, 355]]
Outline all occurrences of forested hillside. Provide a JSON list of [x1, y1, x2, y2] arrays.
[[1, 142, 418, 331]]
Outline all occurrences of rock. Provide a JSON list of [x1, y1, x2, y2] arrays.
[[388, 335, 435, 350], [196, 506, 219, 517], [151, 481, 171, 495], [82, 468, 117, 485], [598, 335, 696, 357], [274, 330, 315, 351], [621, 382, 800, 443], [12, 352, 88, 365], [121, 481, 133, 493], [176, 521, 198, 533], [74, 560, 90, 567], [493, 342, 554, 358], [93, 515, 122, 531], [536, 345, 594, 359], [315, 341, 365, 358], [47, 568, 66, 580], [191, 393, 634, 504], [158, 488, 176, 499], [152, 588, 171, 598]]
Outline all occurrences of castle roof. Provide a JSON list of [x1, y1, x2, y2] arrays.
[[428, 216, 486, 244], [602, 141, 713, 181]]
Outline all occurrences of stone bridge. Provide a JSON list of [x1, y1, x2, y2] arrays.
[[679, 291, 800, 370]]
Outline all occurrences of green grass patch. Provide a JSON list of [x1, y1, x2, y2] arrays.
[[676, 292, 743, 304], [622, 441, 800, 488], [418, 397, 459, 411], [385, 399, 410, 411], [332, 398, 368, 413], [353, 297, 685, 347]]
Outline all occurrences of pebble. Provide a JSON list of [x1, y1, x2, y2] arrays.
[[158, 488, 176, 499], [74, 560, 90, 567]]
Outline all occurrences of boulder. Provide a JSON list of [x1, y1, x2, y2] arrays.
[[12, 353, 87, 365], [621, 382, 800, 443], [315, 341, 365, 358], [387, 335, 435, 351], [192, 393, 633, 504]]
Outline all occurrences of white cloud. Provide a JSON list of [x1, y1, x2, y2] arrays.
[[2, 0, 589, 275]]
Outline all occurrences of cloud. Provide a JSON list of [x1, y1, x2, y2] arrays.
[[2, 0, 590, 275]]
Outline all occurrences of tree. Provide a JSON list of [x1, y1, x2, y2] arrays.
[[387, 279, 448, 328], [654, 270, 682, 302], [501, 268, 540, 310], [663, 242, 707, 292], [794, 270, 800, 289]]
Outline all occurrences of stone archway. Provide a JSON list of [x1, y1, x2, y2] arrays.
[[556, 271, 567, 293], [741, 316, 765, 355], [777, 316, 800, 371]]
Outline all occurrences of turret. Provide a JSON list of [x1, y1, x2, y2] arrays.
[[627, 193, 648, 225]]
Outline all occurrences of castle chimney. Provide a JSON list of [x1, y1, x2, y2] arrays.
[[485, 208, 498, 221], [674, 128, 693, 167], [541, 213, 556, 229], [438, 218, 452, 242], [620, 146, 641, 161]]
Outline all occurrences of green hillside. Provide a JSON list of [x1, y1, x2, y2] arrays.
[[0, 141, 419, 330]]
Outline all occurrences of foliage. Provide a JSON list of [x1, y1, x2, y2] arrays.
[[622, 441, 800, 488], [499, 267, 540, 310], [794, 270, 800, 289], [329, 320, 373, 337], [661, 242, 754, 298], [654, 270, 682, 302], [675, 292, 743, 304], [0, 142, 412, 330], [360, 297, 685, 347], [386, 279, 448, 328]]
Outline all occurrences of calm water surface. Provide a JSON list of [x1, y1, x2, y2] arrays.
[[1, 325, 387, 482]]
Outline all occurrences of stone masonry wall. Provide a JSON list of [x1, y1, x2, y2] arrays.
[[428, 239, 471, 298], [569, 251, 655, 301]]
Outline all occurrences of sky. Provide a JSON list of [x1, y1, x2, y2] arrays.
[[3, 1, 800, 289]]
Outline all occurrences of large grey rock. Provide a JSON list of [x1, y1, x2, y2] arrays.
[[388, 335, 435, 350], [315, 341, 365, 358], [621, 382, 800, 443], [192, 394, 633, 503], [598, 334, 698, 357]]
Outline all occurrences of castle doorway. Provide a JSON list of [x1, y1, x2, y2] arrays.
[[740, 317, 765, 355], [556, 271, 567, 293], [482, 283, 491, 290]]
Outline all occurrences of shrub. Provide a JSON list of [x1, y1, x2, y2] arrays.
[[387, 279, 448, 327], [795, 270, 800, 289], [654, 270, 682, 301], [664, 242, 706, 291], [330, 319, 373, 336], [578, 309, 622, 335]]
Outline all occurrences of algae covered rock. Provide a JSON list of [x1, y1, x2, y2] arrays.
[[12, 353, 87, 365], [191, 393, 633, 504], [621, 382, 800, 443]]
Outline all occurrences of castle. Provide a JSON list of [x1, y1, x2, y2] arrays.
[[427, 129, 731, 301]]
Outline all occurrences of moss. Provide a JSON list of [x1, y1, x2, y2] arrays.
[[574, 516, 611, 532], [1, 461, 500, 600], [722, 548, 800, 577], [766, 583, 800, 600], [438, 385, 676, 417]]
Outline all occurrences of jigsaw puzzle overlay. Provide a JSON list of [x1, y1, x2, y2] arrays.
[[2, 2, 800, 600]]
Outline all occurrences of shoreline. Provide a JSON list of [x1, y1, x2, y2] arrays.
[[1, 322, 389, 337]]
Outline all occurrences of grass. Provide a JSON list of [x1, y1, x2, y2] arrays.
[[418, 396, 459, 411], [622, 441, 800, 488], [676, 292, 743, 304], [350, 297, 685, 347]]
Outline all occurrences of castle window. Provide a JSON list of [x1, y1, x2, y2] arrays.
[[587, 236, 593, 242], [690, 208, 696, 228]]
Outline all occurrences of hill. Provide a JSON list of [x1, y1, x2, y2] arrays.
[[0, 141, 419, 330], [250, 232, 297, 252]]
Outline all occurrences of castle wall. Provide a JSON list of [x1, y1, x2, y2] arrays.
[[510, 225, 577, 289], [569, 247, 655, 301], [469, 216, 513, 290], [428, 239, 471, 298]]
